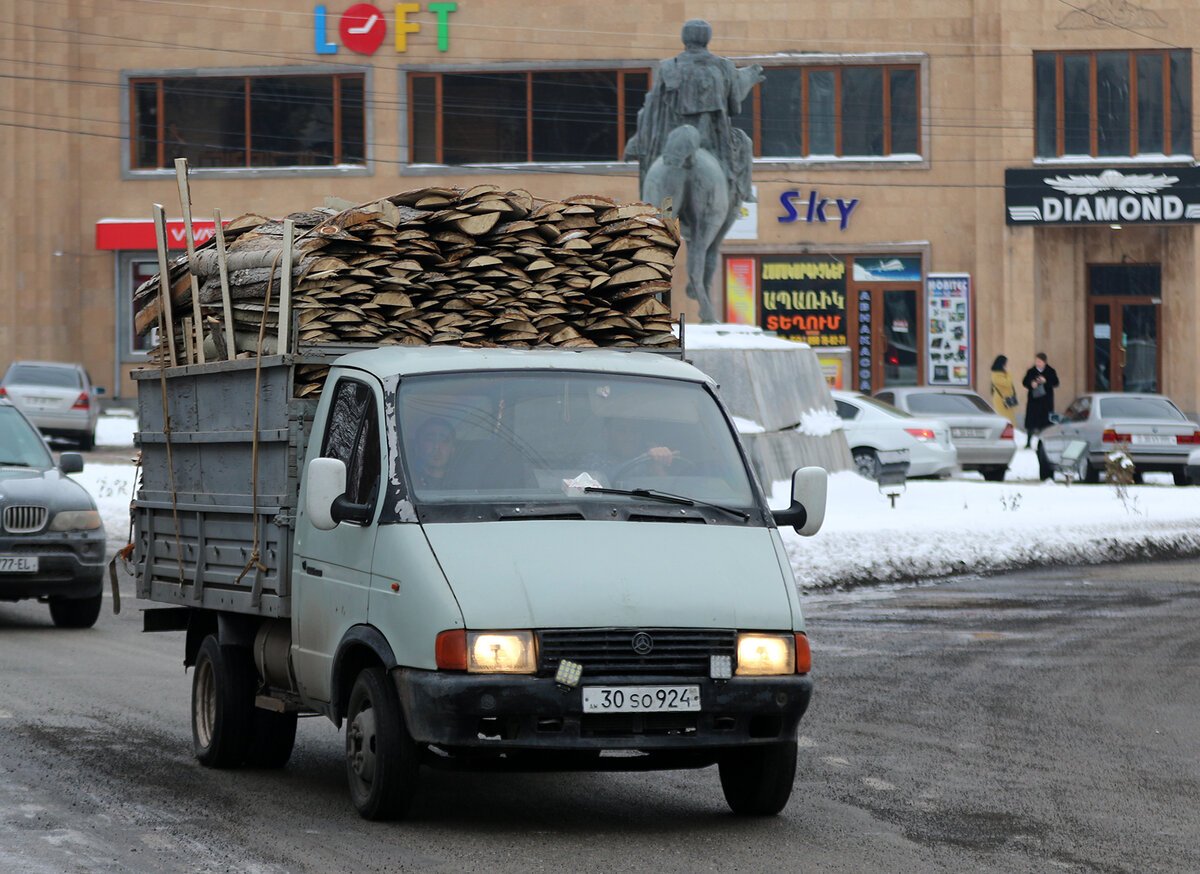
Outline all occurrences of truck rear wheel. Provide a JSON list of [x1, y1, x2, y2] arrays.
[[192, 636, 254, 768], [345, 666, 419, 820], [718, 740, 798, 816]]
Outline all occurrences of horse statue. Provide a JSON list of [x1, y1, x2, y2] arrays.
[[642, 125, 740, 323]]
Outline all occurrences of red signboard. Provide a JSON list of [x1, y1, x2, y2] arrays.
[[95, 219, 220, 251]]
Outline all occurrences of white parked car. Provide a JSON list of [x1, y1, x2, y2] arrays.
[[832, 390, 958, 479]]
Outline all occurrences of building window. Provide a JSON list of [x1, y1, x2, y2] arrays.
[[734, 64, 921, 159], [408, 69, 650, 164], [1035, 50, 1192, 158], [131, 73, 366, 169]]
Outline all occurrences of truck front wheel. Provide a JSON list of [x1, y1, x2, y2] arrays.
[[192, 636, 254, 768], [718, 740, 798, 816], [345, 667, 419, 820]]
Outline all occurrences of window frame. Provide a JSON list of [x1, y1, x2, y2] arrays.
[[400, 53, 929, 174], [1033, 49, 1193, 161], [120, 65, 373, 180], [747, 61, 923, 160], [404, 63, 652, 167]]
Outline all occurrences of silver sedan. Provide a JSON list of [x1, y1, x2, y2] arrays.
[[1036, 393, 1200, 485], [874, 386, 1016, 481], [0, 361, 104, 450]]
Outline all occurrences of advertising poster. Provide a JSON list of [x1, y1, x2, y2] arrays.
[[925, 273, 972, 385], [724, 257, 757, 325], [759, 256, 848, 347]]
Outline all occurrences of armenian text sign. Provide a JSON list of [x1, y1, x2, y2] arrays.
[[759, 257, 848, 346]]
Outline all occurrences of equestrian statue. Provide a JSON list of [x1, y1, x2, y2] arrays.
[[624, 19, 763, 323]]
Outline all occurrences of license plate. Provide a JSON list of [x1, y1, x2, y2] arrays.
[[0, 556, 38, 573], [25, 396, 57, 409], [582, 685, 701, 713], [951, 428, 987, 439], [1131, 434, 1175, 445]]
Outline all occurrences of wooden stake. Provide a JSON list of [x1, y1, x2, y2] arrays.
[[212, 208, 236, 360], [278, 218, 294, 355], [174, 157, 206, 364], [151, 204, 177, 366]]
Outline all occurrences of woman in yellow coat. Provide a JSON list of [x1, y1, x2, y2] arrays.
[[990, 355, 1018, 425]]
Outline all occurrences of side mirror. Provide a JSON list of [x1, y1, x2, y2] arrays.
[[1048, 412, 1063, 425], [306, 457, 348, 531], [95, 386, 106, 397], [59, 452, 84, 474], [772, 466, 828, 536]]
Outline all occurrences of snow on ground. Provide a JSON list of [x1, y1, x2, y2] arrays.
[[78, 409, 1200, 592]]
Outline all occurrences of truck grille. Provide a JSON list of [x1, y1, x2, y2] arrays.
[[537, 628, 736, 677], [3, 505, 47, 534]]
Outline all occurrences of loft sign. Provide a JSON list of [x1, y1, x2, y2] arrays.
[[314, 3, 457, 55], [1005, 167, 1200, 225], [778, 189, 860, 231]]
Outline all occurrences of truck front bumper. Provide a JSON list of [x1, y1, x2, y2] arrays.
[[393, 668, 812, 754]]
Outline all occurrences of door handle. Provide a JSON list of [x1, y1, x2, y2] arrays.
[[301, 560, 323, 577]]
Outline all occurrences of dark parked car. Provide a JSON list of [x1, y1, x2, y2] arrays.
[[1036, 393, 1200, 485], [0, 360, 104, 450], [0, 399, 106, 627]]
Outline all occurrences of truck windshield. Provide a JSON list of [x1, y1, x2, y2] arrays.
[[396, 371, 756, 509]]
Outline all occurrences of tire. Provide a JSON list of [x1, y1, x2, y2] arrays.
[[718, 740, 798, 816], [246, 709, 298, 769], [345, 667, 420, 820], [48, 593, 102, 628], [1081, 457, 1100, 484], [981, 465, 1007, 482], [852, 449, 879, 481], [1036, 445, 1054, 481], [1172, 468, 1190, 486], [78, 431, 95, 451], [192, 636, 255, 768]]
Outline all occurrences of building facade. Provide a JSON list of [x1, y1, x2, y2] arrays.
[[2, 0, 1197, 416]]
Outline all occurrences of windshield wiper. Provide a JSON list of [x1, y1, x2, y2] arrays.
[[584, 486, 749, 521], [0, 460, 31, 467]]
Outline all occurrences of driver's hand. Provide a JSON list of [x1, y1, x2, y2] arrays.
[[647, 446, 677, 468]]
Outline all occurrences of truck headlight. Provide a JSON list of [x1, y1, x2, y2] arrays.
[[49, 510, 102, 531], [467, 631, 536, 674], [736, 633, 795, 676]]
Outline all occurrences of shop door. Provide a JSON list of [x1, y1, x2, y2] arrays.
[[881, 288, 920, 387], [1087, 265, 1161, 392]]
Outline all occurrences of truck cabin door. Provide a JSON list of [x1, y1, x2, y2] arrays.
[[292, 375, 385, 704]]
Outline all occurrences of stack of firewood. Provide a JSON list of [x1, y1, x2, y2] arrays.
[[135, 185, 681, 374]]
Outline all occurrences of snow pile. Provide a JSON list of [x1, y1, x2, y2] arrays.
[[796, 407, 843, 437]]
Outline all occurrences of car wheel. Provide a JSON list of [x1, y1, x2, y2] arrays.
[[981, 465, 1007, 482], [1172, 468, 1191, 486], [1080, 456, 1100, 484], [1036, 445, 1054, 481], [852, 449, 879, 481], [246, 709, 298, 769], [718, 740, 798, 816], [345, 666, 420, 820], [48, 593, 102, 628], [78, 431, 95, 451], [192, 636, 255, 768]]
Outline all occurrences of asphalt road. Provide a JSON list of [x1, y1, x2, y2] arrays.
[[1, 560, 1198, 873]]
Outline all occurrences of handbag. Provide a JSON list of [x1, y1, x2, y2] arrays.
[[1004, 394, 1018, 408], [1031, 383, 1046, 399]]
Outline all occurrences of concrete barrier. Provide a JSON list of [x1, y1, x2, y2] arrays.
[[684, 324, 853, 487]]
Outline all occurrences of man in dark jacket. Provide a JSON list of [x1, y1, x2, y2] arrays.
[[1022, 352, 1059, 447]]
